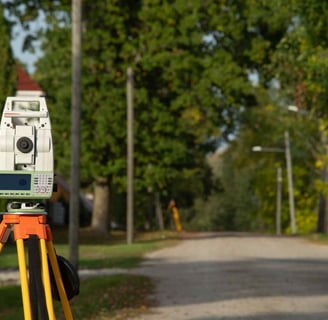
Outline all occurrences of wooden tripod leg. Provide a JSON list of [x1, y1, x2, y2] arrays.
[[16, 238, 32, 320], [46, 240, 73, 320]]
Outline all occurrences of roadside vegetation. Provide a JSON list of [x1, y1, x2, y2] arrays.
[[1, 1, 328, 239], [0, 229, 180, 319], [2, 0, 328, 317], [307, 233, 328, 245]]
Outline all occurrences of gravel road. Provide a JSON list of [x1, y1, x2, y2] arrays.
[[133, 233, 328, 320]]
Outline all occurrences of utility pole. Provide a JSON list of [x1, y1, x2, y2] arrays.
[[276, 167, 282, 235], [288, 106, 321, 233], [69, 0, 82, 268], [285, 131, 297, 235], [252, 133, 297, 235], [127, 67, 134, 244], [318, 134, 328, 233]]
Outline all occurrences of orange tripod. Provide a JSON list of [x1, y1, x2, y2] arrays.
[[0, 211, 73, 320]]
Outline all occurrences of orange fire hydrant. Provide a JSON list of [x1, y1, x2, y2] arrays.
[[168, 199, 183, 232]]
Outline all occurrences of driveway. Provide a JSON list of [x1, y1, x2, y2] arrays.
[[133, 233, 328, 320]]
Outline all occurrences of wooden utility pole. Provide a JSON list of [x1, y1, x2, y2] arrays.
[[317, 135, 328, 233], [276, 167, 282, 235], [127, 67, 134, 244], [69, 0, 82, 268], [285, 131, 297, 235]]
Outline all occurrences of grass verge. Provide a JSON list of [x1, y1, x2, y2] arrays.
[[0, 229, 179, 269], [305, 233, 328, 244], [0, 229, 180, 319], [0, 274, 155, 320], [63, 274, 155, 320]]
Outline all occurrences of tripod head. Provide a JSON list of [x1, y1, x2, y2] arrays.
[[6, 201, 46, 214]]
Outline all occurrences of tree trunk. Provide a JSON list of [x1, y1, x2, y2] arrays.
[[317, 192, 326, 233], [91, 177, 109, 235], [155, 192, 164, 231]]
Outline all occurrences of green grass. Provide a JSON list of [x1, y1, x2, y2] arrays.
[[305, 233, 328, 244], [0, 285, 24, 320], [0, 229, 180, 319], [0, 245, 17, 268], [0, 229, 179, 269], [0, 274, 155, 320], [62, 274, 155, 320]]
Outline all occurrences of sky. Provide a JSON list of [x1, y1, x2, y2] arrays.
[[8, 10, 45, 74], [11, 34, 42, 74]]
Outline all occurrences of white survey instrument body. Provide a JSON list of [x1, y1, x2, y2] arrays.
[[0, 96, 54, 199]]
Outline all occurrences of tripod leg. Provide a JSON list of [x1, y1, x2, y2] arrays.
[[47, 241, 73, 320], [0, 220, 11, 253], [39, 239, 56, 320], [28, 236, 49, 320], [17, 238, 32, 320]]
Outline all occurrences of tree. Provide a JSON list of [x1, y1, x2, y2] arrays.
[[0, 3, 20, 211], [7, 0, 318, 235], [0, 4, 16, 99], [181, 0, 322, 233], [33, 1, 259, 233], [187, 102, 319, 234], [32, 2, 141, 234], [268, 1, 328, 233]]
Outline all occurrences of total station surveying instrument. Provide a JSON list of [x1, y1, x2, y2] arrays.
[[0, 96, 79, 320]]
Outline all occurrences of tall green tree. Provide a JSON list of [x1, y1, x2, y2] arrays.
[[268, 1, 328, 233], [80, 1, 141, 234], [6, 0, 312, 234], [182, 0, 323, 233], [134, 0, 294, 203], [0, 3, 18, 211], [0, 4, 16, 99], [33, 1, 259, 233], [188, 102, 319, 234]]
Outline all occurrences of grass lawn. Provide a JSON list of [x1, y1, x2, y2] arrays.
[[0, 228, 181, 319], [0, 274, 155, 320], [307, 233, 328, 242]]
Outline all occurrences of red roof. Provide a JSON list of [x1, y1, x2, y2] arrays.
[[16, 64, 43, 92]]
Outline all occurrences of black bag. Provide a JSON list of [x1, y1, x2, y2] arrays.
[[48, 255, 80, 301]]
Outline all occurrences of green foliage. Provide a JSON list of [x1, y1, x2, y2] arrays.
[[0, 4, 16, 216], [185, 100, 320, 234], [266, 0, 328, 234], [180, 1, 328, 234], [270, 1, 328, 116], [34, 25, 71, 176], [32, 1, 263, 215], [243, 106, 318, 234], [296, 0, 328, 47], [5, 0, 328, 233], [0, 4, 16, 99]]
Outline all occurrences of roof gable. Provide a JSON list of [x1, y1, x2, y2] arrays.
[[16, 64, 43, 92]]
